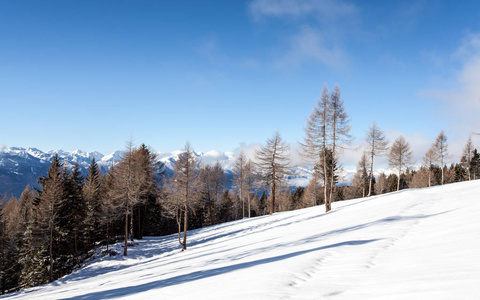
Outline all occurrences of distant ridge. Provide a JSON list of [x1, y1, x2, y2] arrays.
[[0, 146, 314, 198]]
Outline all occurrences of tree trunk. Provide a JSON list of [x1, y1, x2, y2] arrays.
[[124, 209, 128, 256], [106, 221, 109, 252], [428, 169, 431, 187], [248, 192, 251, 218], [240, 182, 244, 219], [49, 220, 53, 282], [368, 151, 374, 197], [74, 215, 78, 256], [397, 170, 401, 191], [270, 177, 276, 215], [137, 206, 141, 240], [324, 151, 330, 212], [182, 203, 187, 251], [130, 205, 134, 242]]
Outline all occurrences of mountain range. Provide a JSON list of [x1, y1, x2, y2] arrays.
[[0, 147, 314, 198]]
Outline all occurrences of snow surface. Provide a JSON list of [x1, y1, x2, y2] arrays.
[[3, 180, 480, 299]]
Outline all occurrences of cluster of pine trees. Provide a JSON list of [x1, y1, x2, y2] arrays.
[[1, 85, 479, 294]]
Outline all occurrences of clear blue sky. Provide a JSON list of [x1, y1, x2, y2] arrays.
[[1, 0, 479, 163]]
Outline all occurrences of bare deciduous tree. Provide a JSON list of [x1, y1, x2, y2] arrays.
[[233, 152, 248, 218], [388, 136, 414, 191], [433, 130, 449, 185], [365, 122, 389, 196], [329, 85, 352, 203], [462, 136, 474, 180], [166, 142, 200, 251], [302, 87, 331, 211], [422, 147, 437, 187], [255, 132, 291, 215]]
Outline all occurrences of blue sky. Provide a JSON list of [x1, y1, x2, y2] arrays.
[[1, 0, 479, 165]]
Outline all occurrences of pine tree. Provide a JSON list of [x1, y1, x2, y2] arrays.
[[470, 149, 479, 180], [62, 162, 85, 259], [83, 158, 103, 251], [34, 154, 66, 282]]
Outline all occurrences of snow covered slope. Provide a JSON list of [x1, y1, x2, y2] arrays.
[[3, 181, 480, 299]]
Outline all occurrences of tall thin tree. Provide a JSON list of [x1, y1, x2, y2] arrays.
[[255, 132, 291, 215], [365, 122, 389, 197], [328, 85, 352, 204], [388, 136, 414, 191], [301, 87, 331, 211], [433, 130, 449, 185]]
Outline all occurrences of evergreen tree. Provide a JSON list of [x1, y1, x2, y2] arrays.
[[470, 149, 479, 180], [61, 162, 85, 258], [33, 154, 66, 283], [83, 158, 102, 251]]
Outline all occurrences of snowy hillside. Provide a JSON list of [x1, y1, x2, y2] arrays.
[[3, 180, 480, 299]]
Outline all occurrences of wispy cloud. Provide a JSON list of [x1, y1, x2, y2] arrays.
[[274, 27, 348, 71], [419, 33, 480, 156], [250, 0, 356, 21], [249, 0, 357, 71]]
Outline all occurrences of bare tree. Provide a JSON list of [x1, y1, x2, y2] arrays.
[[365, 122, 389, 197], [167, 142, 200, 251], [388, 136, 414, 191], [351, 152, 369, 198], [462, 136, 474, 180], [302, 87, 331, 211], [422, 147, 437, 187], [329, 85, 352, 203], [244, 159, 256, 217], [111, 142, 155, 256], [255, 132, 291, 215], [233, 152, 248, 218], [433, 130, 449, 185]]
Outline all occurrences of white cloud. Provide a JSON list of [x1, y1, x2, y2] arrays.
[[249, 0, 357, 71], [250, 0, 356, 21], [0, 144, 7, 151], [275, 27, 348, 72]]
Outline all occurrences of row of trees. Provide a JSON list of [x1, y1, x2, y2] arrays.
[[349, 131, 479, 198]]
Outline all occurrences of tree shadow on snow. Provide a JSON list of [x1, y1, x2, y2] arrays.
[[61, 239, 380, 300]]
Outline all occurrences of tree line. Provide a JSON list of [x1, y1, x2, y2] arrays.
[[1, 85, 479, 294]]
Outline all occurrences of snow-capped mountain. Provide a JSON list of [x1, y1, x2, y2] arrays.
[[0, 147, 120, 198], [0, 147, 315, 198]]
